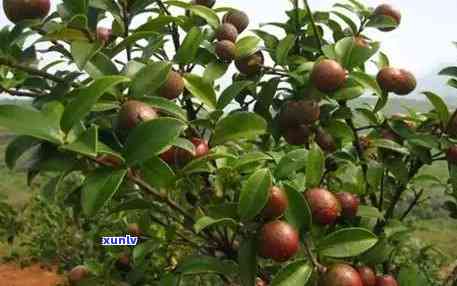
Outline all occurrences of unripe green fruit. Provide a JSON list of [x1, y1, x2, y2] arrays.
[[3, 0, 50, 23], [262, 186, 288, 220], [258, 220, 300, 262], [222, 10, 249, 33], [376, 67, 416, 95], [118, 100, 158, 132], [215, 40, 237, 62], [356, 266, 376, 286], [375, 275, 398, 286], [68, 265, 90, 285], [320, 264, 363, 286], [215, 23, 238, 42], [235, 51, 264, 76], [447, 146, 457, 164], [283, 124, 311, 146], [159, 71, 185, 100], [373, 4, 401, 32], [337, 192, 360, 219], [305, 188, 341, 225], [315, 127, 337, 153], [279, 100, 320, 128], [310, 59, 347, 93]]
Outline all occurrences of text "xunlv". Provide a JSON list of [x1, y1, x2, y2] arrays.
[[101, 235, 138, 246]]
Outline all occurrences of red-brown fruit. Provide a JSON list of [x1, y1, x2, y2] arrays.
[[357, 266, 376, 286], [321, 264, 363, 286], [375, 275, 398, 286], [96, 154, 123, 168], [115, 253, 131, 272], [337, 192, 360, 219], [283, 124, 311, 146], [127, 223, 142, 237], [354, 36, 369, 48], [376, 67, 416, 95], [447, 146, 457, 164], [258, 220, 300, 262], [305, 188, 341, 225], [160, 146, 179, 165], [262, 186, 289, 220], [68, 265, 89, 285], [96, 27, 112, 45], [279, 100, 321, 128], [222, 10, 249, 33], [3, 0, 50, 23], [216, 23, 238, 42], [315, 127, 337, 153], [118, 100, 158, 131], [193, 0, 215, 8], [215, 40, 237, 62], [235, 51, 264, 76], [373, 4, 401, 32], [310, 59, 347, 93], [159, 71, 185, 100], [256, 278, 268, 286], [191, 137, 209, 158]]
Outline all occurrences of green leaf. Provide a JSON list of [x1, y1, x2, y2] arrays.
[[0, 105, 63, 144], [366, 15, 398, 29], [81, 169, 127, 216], [332, 78, 365, 100], [5, 136, 40, 170], [85, 52, 119, 79], [234, 152, 272, 170], [177, 256, 237, 275], [252, 29, 279, 50], [371, 139, 409, 155], [318, 227, 378, 258], [62, 126, 98, 157], [183, 74, 217, 110], [439, 66, 457, 78], [109, 31, 159, 57], [350, 71, 382, 96], [139, 96, 187, 121], [236, 36, 261, 58], [331, 11, 358, 34], [203, 61, 229, 83], [377, 52, 390, 69], [194, 216, 237, 234], [306, 143, 325, 188], [71, 41, 102, 70], [275, 149, 308, 179], [275, 34, 296, 65], [61, 76, 130, 131], [357, 205, 383, 219], [238, 168, 272, 221], [284, 185, 312, 232], [124, 118, 186, 165], [423, 91, 450, 125], [159, 273, 181, 286], [130, 62, 172, 98], [141, 156, 176, 189], [398, 265, 428, 286], [271, 260, 312, 286], [335, 37, 380, 69], [238, 238, 257, 286], [188, 5, 220, 29], [217, 81, 253, 110], [174, 27, 203, 64], [212, 112, 267, 145]]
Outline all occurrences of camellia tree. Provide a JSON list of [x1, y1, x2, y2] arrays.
[[0, 0, 455, 285]]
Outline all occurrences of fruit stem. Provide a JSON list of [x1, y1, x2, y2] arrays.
[[302, 0, 323, 54], [303, 239, 326, 273]]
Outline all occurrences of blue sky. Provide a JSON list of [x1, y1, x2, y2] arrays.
[[0, 0, 456, 98]]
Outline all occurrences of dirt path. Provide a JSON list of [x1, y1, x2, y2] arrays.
[[0, 263, 66, 286]]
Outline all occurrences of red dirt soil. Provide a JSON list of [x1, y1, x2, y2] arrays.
[[0, 263, 66, 286]]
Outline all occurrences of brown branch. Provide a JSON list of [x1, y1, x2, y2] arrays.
[[0, 87, 47, 97], [303, 239, 326, 273], [400, 189, 424, 221]]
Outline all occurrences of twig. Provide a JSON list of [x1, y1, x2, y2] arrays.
[[378, 170, 386, 211], [400, 189, 424, 221], [0, 58, 80, 88], [121, 2, 132, 61], [356, 125, 378, 131], [302, 0, 323, 53], [303, 239, 326, 273], [0, 87, 47, 97]]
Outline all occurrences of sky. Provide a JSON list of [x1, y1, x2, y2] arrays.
[[0, 0, 456, 99]]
